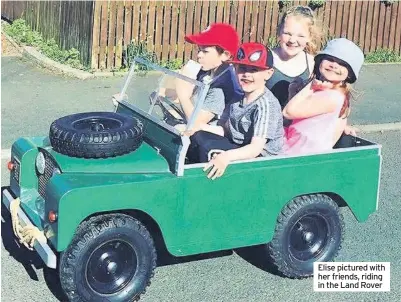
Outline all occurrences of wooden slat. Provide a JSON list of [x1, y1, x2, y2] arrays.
[[208, 0, 217, 24], [251, 1, 259, 42], [176, 0, 186, 63], [229, 0, 237, 28], [169, 0, 179, 60], [334, 1, 343, 38], [341, 0, 350, 38], [216, 0, 224, 23], [223, 0, 231, 24], [154, 1, 163, 62], [115, 1, 124, 69], [377, 1, 386, 49], [270, 0, 279, 38], [346, 1, 357, 41], [257, 0, 267, 43], [370, 0, 380, 53], [352, 1, 361, 44], [242, 1, 252, 43], [132, 0, 141, 42], [322, 0, 331, 40], [140, 0, 148, 42], [328, 0, 337, 37], [162, 0, 171, 61], [200, 0, 208, 32], [147, 0, 156, 51], [99, 0, 109, 69], [236, 1, 245, 43], [106, 0, 116, 69], [364, 0, 375, 53], [263, 0, 273, 45], [193, 0, 202, 37], [388, 1, 398, 51], [123, 1, 132, 46], [184, 0, 195, 62], [359, 1, 369, 52], [394, 2, 401, 55], [382, 4, 392, 49], [91, 0, 102, 69]]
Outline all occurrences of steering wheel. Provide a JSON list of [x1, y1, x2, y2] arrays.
[[149, 92, 187, 126]]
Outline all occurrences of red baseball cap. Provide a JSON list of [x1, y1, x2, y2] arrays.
[[230, 42, 274, 70], [184, 23, 239, 56]]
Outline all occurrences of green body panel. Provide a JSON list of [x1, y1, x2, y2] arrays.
[[47, 147, 380, 255], [48, 143, 170, 174], [9, 136, 381, 257]]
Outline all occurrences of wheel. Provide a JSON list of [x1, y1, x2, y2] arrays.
[[49, 112, 143, 158], [149, 91, 186, 126], [267, 194, 344, 278], [59, 214, 157, 302]]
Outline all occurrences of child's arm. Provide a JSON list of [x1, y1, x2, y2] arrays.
[[204, 137, 266, 180], [333, 117, 347, 144], [176, 92, 220, 128], [283, 81, 340, 119], [183, 123, 224, 137]]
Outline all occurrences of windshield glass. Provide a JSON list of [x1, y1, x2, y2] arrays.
[[118, 57, 208, 133]]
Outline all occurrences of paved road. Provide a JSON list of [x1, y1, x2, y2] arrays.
[[1, 56, 401, 302]]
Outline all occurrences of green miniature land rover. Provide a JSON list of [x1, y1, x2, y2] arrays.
[[2, 58, 382, 302]]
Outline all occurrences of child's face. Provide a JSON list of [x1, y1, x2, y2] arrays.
[[197, 46, 230, 71], [278, 16, 311, 57], [236, 65, 273, 93], [319, 57, 349, 83]]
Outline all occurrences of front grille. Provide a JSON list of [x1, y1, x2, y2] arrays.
[[11, 157, 21, 183], [37, 150, 60, 199]]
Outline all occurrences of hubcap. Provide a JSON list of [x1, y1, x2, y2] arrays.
[[73, 117, 122, 131], [289, 214, 329, 261], [86, 240, 137, 295]]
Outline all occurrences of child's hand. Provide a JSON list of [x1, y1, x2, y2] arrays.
[[311, 79, 334, 91], [288, 77, 306, 99], [180, 124, 203, 136], [203, 152, 230, 180], [344, 125, 359, 136], [112, 93, 127, 106]]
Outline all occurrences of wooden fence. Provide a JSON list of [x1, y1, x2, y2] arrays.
[[2, 1, 401, 70], [1, 1, 94, 65]]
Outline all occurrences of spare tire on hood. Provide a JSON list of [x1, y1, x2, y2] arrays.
[[49, 112, 143, 158]]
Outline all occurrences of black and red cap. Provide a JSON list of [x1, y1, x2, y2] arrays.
[[230, 42, 274, 70]]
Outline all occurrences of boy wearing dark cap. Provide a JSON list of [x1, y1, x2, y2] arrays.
[[188, 42, 284, 179]]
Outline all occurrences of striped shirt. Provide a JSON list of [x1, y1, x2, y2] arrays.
[[225, 88, 284, 156]]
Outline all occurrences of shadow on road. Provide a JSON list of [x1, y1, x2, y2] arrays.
[[1, 187, 67, 301], [235, 245, 282, 277]]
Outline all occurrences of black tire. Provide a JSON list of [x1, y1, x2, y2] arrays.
[[49, 112, 143, 158], [267, 194, 344, 278], [59, 214, 157, 302]]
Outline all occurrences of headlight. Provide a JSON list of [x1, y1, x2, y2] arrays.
[[52, 168, 61, 176], [35, 152, 46, 174]]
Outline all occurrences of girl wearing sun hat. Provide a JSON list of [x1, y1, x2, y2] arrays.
[[282, 38, 365, 155]]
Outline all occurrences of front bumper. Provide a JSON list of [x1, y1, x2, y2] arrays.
[[2, 189, 57, 269]]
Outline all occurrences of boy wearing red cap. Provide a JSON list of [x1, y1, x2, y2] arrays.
[[176, 23, 243, 128], [189, 42, 284, 179]]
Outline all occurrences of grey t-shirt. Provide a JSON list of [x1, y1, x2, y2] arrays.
[[203, 87, 225, 117], [191, 87, 225, 125], [225, 88, 284, 156]]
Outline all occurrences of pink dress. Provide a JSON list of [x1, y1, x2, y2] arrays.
[[282, 89, 345, 155]]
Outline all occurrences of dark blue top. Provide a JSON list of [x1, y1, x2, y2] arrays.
[[197, 63, 244, 125]]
